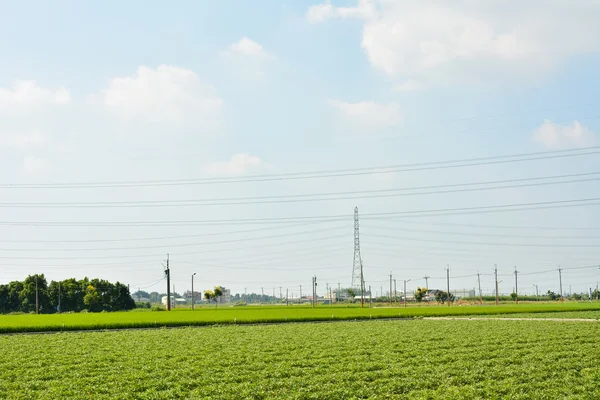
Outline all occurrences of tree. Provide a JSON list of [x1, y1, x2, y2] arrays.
[[346, 288, 356, 299], [510, 292, 517, 301], [83, 285, 101, 312], [546, 290, 560, 301], [434, 290, 455, 304], [414, 287, 427, 303]]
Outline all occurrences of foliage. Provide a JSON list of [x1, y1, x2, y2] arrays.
[[546, 290, 561, 301], [150, 304, 166, 312], [414, 287, 427, 303], [0, 276, 135, 314], [434, 290, 455, 304], [135, 302, 151, 309], [510, 292, 517, 300], [1, 320, 600, 398]]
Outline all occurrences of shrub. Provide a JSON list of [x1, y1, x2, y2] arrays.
[[151, 304, 166, 312]]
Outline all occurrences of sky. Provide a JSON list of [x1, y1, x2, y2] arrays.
[[1, 0, 600, 298]]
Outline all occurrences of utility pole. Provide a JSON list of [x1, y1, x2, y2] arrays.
[[279, 286, 282, 302], [423, 276, 430, 290], [330, 287, 333, 306], [514, 266, 519, 304], [494, 264, 499, 306], [286, 289, 289, 306], [261, 287, 264, 304], [245, 287, 248, 303], [165, 254, 171, 311], [299, 285, 302, 301], [477, 272, 483, 304], [403, 279, 411, 308], [337, 282, 340, 302], [389, 273, 393, 307], [173, 284, 176, 308], [558, 267, 563, 301], [369, 285, 372, 308], [35, 275, 39, 315], [533, 284, 539, 301], [446, 265, 450, 307], [58, 281, 61, 314], [393, 279, 397, 304], [191, 273, 196, 310]]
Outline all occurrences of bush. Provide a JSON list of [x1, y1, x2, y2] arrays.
[[232, 301, 247, 307], [136, 302, 151, 309], [151, 304, 166, 312]]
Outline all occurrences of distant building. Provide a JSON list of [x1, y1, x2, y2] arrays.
[[220, 287, 231, 304], [161, 296, 187, 308]]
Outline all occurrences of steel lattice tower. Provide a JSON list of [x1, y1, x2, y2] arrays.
[[351, 207, 365, 298]]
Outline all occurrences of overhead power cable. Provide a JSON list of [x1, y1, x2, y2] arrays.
[[1, 146, 599, 189], [2, 196, 600, 227], [2, 171, 599, 208]]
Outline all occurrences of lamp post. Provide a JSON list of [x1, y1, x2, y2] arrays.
[[191, 273, 196, 310]]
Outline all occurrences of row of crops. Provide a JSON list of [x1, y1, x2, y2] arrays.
[[1, 319, 599, 399]]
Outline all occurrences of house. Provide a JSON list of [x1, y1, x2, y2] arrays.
[[161, 296, 187, 308]]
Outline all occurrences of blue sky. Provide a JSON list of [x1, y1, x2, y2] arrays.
[[1, 0, 600, 298]]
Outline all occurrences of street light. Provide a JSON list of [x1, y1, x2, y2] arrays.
[[191, 273, 197, 311], [403, 279, 411, 308]]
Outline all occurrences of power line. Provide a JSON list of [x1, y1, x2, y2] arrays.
[[3, 196, 600, 227], [363, 223, 600, 240], [0, 226, 348, 252], [0, 220, 339, 244], [1, 146, 599, 189], [2, 171, 599, 208]]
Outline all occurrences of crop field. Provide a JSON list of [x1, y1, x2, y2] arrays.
[[455, 309, 600, 320], [1, 302, 600, 333], [1, 319, 599, 399]]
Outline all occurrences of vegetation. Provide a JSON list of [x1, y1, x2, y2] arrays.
[[0, 303, 599, 333], [0, 275, 135, 314], [1, 319, 599, 398], [434, 290, 455, 304]]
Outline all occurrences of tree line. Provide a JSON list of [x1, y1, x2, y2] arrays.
[[0, 274, 135, 314]]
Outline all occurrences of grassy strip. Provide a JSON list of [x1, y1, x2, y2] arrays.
[[1, 302, 600, 333]]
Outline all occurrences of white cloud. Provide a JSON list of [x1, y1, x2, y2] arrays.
[[392, 79, 421, 92], [220, 38, 276, 78], [205, 154, 268, 176], [533, 120, 596, 149], [225, 37, 274, 59], [328, 99, 402, 127], [0, 80, 70, 108], [308, 1, 600, 84], [92, 65, 223, 125], [307, 0, 376, 23]]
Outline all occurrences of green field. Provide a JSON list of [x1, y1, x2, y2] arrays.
[[456, 310, 600, 319], [1, 319, 599, 399], [2, 303, 600, 333]]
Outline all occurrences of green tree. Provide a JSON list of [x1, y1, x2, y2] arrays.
[[83, 285, 101, 312], [414, 287, 427, 303], [510, 292, 517, 301], [434, 290, 455, 304]]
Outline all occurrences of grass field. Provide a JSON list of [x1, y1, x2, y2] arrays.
[[1, 302, 600, 333], [1, 319, 599, 399]]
